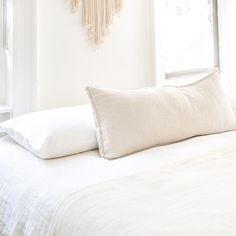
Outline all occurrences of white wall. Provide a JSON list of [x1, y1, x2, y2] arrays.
[[37, 0, 156, 110], [12, 0, 37, 116]]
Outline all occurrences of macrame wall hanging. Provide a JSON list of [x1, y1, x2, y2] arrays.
[[71, 0, 123, 46]]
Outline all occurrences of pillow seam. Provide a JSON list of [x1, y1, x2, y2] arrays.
[[86, 88, 106, 157]]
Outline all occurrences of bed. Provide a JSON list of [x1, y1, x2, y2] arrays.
[[1, 131, 236, 236]]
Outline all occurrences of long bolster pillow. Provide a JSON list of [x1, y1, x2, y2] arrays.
[[87, 73, 236, 159]]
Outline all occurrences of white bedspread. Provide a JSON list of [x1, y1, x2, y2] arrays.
[[1, 131, 236, 236]]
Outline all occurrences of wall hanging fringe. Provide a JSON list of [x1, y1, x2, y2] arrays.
[[72, 0, 123, 45]]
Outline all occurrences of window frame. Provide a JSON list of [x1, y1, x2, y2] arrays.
[[0, 0, 12, 115], [165, 0, 220, 80]]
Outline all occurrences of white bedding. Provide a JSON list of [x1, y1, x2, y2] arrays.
[[1, 131, 236, 235]]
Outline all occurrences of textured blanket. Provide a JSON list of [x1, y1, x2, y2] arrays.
[[51, 145, 236, 236], [1, 143, 236, 236]]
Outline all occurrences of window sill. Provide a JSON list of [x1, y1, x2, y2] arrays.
[[0, 105, 12, 114], [163, 72, 212, 87]]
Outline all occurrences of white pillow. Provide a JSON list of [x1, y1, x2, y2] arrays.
[[87, 73, 236, 159], [230, 95, 236, 116], [0, 105, 98, 159]]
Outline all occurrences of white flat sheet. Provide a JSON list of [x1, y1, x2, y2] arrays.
[[1, 131, 236, 235], [52, 144, 236, 236]]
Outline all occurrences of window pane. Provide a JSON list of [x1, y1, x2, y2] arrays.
[[219, 0, 236, 91], [0, 0, 13, 106], [165, 0, 215, 73], [0, 3, 5, 105]]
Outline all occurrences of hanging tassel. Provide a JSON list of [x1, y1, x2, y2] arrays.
[[72, 0, 80, 12], [72, 0, 123, 45]]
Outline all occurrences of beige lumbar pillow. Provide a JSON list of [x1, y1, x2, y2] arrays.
[[230, 95, 236, 116], [86, 73, 236, 159]]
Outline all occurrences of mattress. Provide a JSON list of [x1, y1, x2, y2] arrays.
[[1, 131, 236, 235]]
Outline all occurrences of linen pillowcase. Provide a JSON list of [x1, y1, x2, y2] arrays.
[[230, 95, 236, 116], [87, 73, 236, 159], [0, 105, 97, 159]]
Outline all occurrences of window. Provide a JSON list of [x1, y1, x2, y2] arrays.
[[218, 1, 236, 91], [0, 0, 12, 109], [163, 0, 219, 79]]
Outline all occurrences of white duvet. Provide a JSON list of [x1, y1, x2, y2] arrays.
[[1, 131, 236, 236]]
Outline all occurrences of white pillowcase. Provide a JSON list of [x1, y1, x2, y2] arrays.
[[0, 105, 97, 159], [87, 73, 236, 159]]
